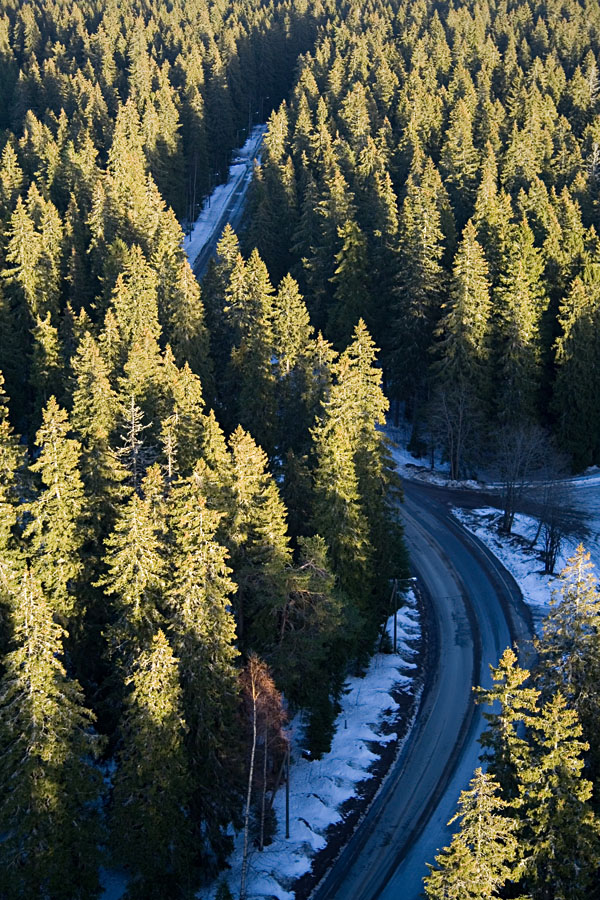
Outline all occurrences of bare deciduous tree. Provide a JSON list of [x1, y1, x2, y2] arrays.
[[426, 382, 484, 481], [493, 422, 549, 533], [239, 655, 287, 900]]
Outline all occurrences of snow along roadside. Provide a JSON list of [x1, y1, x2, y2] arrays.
[[451, 507, 593, 634], [205, 595, 421, 900]]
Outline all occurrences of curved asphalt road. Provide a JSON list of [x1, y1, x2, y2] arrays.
[[311, 480, 533, 900]]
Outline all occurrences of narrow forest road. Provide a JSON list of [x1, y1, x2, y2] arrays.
[[185, 125, 266, 278], [311, 480, 533, 900]]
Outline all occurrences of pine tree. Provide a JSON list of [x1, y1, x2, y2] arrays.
[[23, 397, 87, 620], [434, 221, 491, 391], [30, 311, 64, 418], [271, 273, 315, 453], [553, 270, 600, 469], [440, 97, 480, 226], [167, 258, 213, 397], [106, 244, 161, 372], [424, 769, 519, 900], [224, 249, 276, 452], [99, 473, 166, 666], [71, 331, 128, 541], [312, 409, 368, 606], [273, 535, 347, 756], [161, 359, 206, 478], [536, 545, 600, 776], [111, 630, 194, 899], [391, 158, 447, 413], [313, 321, 405, 623], [493, 218, 546, 423], [201, 224, 240, 382], [329, 219, 371, 348], [430, 221, 491, 477], [0, 569, 103, 900]]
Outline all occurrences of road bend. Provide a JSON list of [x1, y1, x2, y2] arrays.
[[311, 480, 533, 900]]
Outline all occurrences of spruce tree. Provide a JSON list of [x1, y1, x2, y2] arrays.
[[493, 218, 546, 423], [0, 371, 23, 600], [224, 249, 276, 452], [71, 331, 128, 541], [553, 270, 600, 469], [328, 219, 371, 347], [23, 396, 88, 620], [424, 769, 519, 900], [440, 97, 480, 226], [0, 569, 103, 900], [227, 425, 291, 648], [168, 464, 241, 866], [475, 648, 540, 800], [99, 473, 166, 667], [111, 630, 194, 899], [430, 220, 491, 477], [391, 158, 447, 415], [536, 545, 600, 777], [516, 693, 600, 899]]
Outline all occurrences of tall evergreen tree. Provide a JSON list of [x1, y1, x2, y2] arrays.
[[553, 270, 600, 469], [493, 218, 546, 423], [99, 472, 166, 667], [516, 693, 600, 899], [71, 331, 128, 541], [111, 630, 194, 899], [224, 250, 276, 452], [424, 769, 519, 900], [0, 569, 103, 900], [536, 545, 600, 777], [23, 397, 87, 621], [167, 465, 242, 866], [391, 158, 447, 416], [476, 648, 540, 800], [227, 425, 291, 647], [0, 371, 23, 600]]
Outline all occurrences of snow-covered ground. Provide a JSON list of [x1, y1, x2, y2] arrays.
[[386, 424, 484, 490], [453, 507, 560, 632], [205, 598, 421, 900], [183, 125, 266, 270]]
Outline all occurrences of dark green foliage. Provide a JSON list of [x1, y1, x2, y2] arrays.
[[110, 631, 194, 899], [0, 570, 103, 900]]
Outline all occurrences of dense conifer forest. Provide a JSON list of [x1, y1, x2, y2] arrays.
[[1, 0, 600, 895]]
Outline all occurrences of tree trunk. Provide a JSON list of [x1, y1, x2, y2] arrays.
[[259, 724, 268, 851], [240, 685, 257, 900]]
